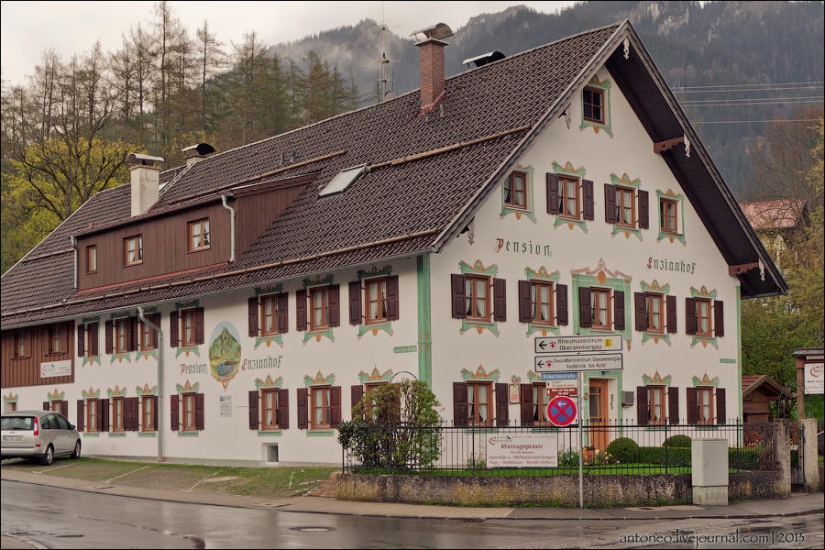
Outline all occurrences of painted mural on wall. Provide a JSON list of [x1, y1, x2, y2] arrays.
[[209, 322, 241, 390]]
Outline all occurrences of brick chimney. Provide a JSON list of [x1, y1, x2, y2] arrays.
[[126, 153, 164, 217], [412, 23, 453, 111]]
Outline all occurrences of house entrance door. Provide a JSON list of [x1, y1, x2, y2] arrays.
[[588, 379, 609, 451]]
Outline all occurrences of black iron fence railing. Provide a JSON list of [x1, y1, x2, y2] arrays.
[[341, 419, 776, 476]]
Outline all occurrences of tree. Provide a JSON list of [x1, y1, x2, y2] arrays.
[[338, 380, 442, 470]]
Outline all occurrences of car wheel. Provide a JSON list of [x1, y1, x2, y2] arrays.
[[40, 445, 54, 466], [70, 440, 81, 459]]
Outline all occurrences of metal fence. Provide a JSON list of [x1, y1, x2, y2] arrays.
[[341, 419, 776, 475]]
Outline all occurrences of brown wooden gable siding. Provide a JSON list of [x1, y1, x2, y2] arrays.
[[1, 321, 75, 388], [77, 203, 231, 290], [235, 184, 309, 256]]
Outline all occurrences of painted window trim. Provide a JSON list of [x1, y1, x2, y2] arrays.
[[457, 260, 500, 335], [580, 77, 613, 136], [523, 267, 563, 336], [657, 190, 686, 244], [501, 167, 536, 221], [605, 173, 646, 240], [354, 267, 397, 337], [637, 281, 673, 345], [549, 162, 591, 231], [572, 272, 630, 343]]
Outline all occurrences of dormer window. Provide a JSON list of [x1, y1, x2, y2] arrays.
[[124, 235, 143, 266], [86, 245, 97, 273], [188, 218, 210, 252]]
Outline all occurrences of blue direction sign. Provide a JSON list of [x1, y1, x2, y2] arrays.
[[547, 395, 577, 427]]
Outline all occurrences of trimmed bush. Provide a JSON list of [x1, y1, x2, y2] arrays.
[[663, 434, 692, 448], [606, 437, 640, 463]]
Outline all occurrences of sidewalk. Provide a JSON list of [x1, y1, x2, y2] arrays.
[[2, 465, 822, 522]]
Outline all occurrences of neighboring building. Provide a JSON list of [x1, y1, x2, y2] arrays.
[[1, 20, 786, 465], [741, 374, 793, 424], [740, 199, 807, 273]]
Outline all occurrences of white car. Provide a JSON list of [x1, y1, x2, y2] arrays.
[[1, 410, 81, 465]]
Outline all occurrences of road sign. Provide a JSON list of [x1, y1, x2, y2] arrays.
[[545, 371, 578, 398], [535, 353, 623, 373], [535, 335, 623, 354], [541, 372, 579, 382], [547, 395, 577, 427]]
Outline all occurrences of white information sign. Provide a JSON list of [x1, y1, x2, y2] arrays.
[[535, 353, 623, 372], [219, 395, 233, 417], [486, 433, 558, 468], [804, 362, 824, 394], [535, 335, 623, 354], [40, 360, 72, 378]]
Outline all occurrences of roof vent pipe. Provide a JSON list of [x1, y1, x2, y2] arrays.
[[411, 23, 453, 111], [182, 143, 216, 167], [126, 153, 164, 217]]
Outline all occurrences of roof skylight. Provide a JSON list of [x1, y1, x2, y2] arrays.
[[319, 164, 366, 197]]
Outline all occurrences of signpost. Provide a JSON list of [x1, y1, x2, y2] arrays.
[[535, 353, 623, 373], [547, 395, 577, 427], [535, 335, 623, 354]]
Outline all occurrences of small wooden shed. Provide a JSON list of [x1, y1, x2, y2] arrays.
[[742, 374, 793, 423]]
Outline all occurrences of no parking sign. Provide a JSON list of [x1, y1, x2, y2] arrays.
[[547, 395, 577, 427]]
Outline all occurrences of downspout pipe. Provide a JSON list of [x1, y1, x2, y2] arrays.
[[138, 306, 165, 462], [221, 194, 236, 263]]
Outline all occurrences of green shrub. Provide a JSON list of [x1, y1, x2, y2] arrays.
[[663, 434, 692, 448], [606, 437, 640, 463]]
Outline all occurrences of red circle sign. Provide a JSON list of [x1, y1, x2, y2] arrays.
[[547, 395, 577, 427]]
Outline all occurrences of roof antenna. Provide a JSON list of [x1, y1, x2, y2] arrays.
[[377, 3, 395, 101]]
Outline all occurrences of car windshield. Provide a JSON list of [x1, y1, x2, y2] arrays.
[[1, 417, 34, 430]]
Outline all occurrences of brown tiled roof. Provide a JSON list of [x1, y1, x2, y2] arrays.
[[740, 199, 806, 230], [742, 375, 793, 399], [1, 20, 786, 328]]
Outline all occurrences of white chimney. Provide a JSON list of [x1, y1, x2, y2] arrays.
[[411, 23, 454, 111], [126, 153, 164, 217]]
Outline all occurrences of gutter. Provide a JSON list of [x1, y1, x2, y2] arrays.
[[221, 194, 236, 263], [137, 306, 165, 463]]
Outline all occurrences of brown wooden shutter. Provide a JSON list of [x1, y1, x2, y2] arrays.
[[330, 386, 342, 428], [105, 320, 113, 354], [195, 308, 205, 344], [76, 400, 85, 432], [666, 296, 677, 334], [43, 401, 50, 411], [100, 398, 109, 432], [277, 294, 289, 333], [248, 390, 259, 430], [686, 387, 698, 425], [604, 184, 616, 223], [297, 388, 308, 429], [277, 389, 289, 429], [349, 281, 362, 325], [125, 397, 139, 431], [556, 284, 568, 326], [583, 179, 594, 220], [638, 190, 649, 229], [351, 385, 364, 414], [329, 285, 340, 327], [495, 383, 509, 427], [248, 297, 259, 337], [493, 278, 507, 322], [714, 300, 724, 337], [579, 286, 592, 328], [520, 384, 534, 426], [518, 280, 532, 322], [685, 298, 697, 335], [195, 393, 205, 430], [386, 275, 399, 320], [77, 324, 85, 357], [668, 387, 679, 425], [151, 314, 160, 348], [150, 397, 158, 431], [716, 388, 726, 425], [128, 317, 137, 352], [170, 395, 179, 431], [613, 290, 625, 331], [296, 290, 307, 331], [88, 322, 98, 355], [636, 386, 648, 426], [451, 274, 466, 319], [546, 173, 560, 214], [634, 292, 647, 331], [170, 311, 179, 347], [453, 382, 468, 427]]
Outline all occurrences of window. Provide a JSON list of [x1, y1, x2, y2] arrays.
[[124, 235, 143, 266], [605, 185, 649, 229], [111, 397, 125, 432], [138, 314, 159, 351], [687, 387, 726, 425], [453, 381, 507, 427], [86, 399, 99, 433], [578, 287, 625, 332], [365, 277, 390, 324], [295, 285, 340, 332], [48, 324, 66, 355], [86, 245, 97, 273], [349, 276, 400, 326], [686, 298, 724, 338], [546, 174, 594, 221], [114, 318, 132, 354], [637, 385, 679, 426], [660, 197, 679, 233], [77, 322, 99, 358], [141, 396, 157, 432], [13, 329, 29, 359], [634, 293, 677, 335], [518, 280, 566, 326], [530, 384, 552, 425], [296, 386, 342, 430], [450, 274, 506, 323], [171, 307, 205, 348], [249, 389, 289, 431], [170, 393, 204, 432], [350, 382, 395, 419], [188, 218, 210, 251], [504, 171, 528, 209], [583, 86, 604, 124]]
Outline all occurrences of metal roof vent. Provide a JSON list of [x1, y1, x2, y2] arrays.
[[462, 51, 506, 68], [411, 22, 454, 42], [182, 143, 216, 167]]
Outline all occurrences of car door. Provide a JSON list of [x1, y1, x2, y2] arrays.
[[52, 413, 74, 454]]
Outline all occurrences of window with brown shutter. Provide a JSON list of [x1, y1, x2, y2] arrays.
[[495, 383, 509, 427], [297, 388, 309, 429]]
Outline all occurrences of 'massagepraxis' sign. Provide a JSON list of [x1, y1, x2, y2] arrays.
[[486, 433, 558, 468]]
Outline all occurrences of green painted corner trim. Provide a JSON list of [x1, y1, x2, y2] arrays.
[[417, 255, 433, 387]]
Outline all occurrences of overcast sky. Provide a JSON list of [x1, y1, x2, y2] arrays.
[[1, 1, 578, 88]]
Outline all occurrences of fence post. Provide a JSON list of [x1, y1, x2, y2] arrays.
[[773, 419, 792, 496], [801, 418, 821, 492]]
